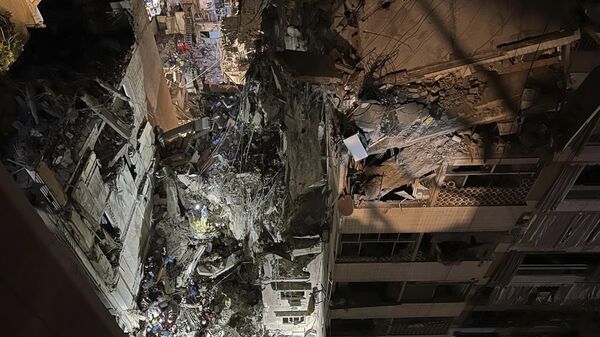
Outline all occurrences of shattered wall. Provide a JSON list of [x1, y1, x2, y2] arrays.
[[0, 0, 172, 332]]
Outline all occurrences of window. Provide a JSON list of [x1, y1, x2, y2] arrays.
[[566, 165, 600, 199], [517, 253, 600, 276], [338, 233, 418, 261], [416, 233, 497, 263], [331, 282, 403, 308], [97, 213, 122, 267], [589, 121, 600, 143], [443, 163, 537, 188], [281, 291, 305, 300], [272, 282, 311, 291], [282, 316, 304, 325], [401, 283, 469, 303]]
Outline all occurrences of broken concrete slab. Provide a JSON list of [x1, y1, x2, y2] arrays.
[[353, 102, 464, 154], [160, 117, 211, 142]]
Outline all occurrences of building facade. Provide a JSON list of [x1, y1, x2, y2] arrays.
[[326, 17, 600, 337]]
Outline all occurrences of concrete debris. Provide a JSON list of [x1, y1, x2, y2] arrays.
[[133, 40, 329, 337], [353, 101, 464, 154], [343, 133, 368, 161]]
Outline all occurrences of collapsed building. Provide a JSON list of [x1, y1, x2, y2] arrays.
[[0, 0, 178, 331], [3, 0, 330, 336], [324, 1, 600, 337], [2, 0, 600, 337]]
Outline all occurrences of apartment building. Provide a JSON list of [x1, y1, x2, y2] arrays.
[[452, 61, 600, 337], [328, 152, 533, 336], [326, 9, 600, 337]]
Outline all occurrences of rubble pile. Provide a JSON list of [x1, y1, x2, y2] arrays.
[[131, 1, 332, 334], [135, 64, 301, 337], [376, 74, 487, 111], [158, 34, 222, 91]]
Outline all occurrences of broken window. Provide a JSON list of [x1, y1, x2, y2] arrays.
[[449, 165, 492, 174], [388, 317, 453, 335], [589, 122, 600, 143], [566, 165, 600, 199], [526, 286, 559, 304], [281, 291, 305, 300], [127, 162, 137, 181], [463, 310, 578, 329], [331, 317, 453, 336], [586, 221, 600, 243], [282, 316, 304, 325], [100, 213, 120, 239], [359, 242, 394, 257], [272, 282, 311, 291], [338, 233, 418, 261], [329, 319, 389, 336]]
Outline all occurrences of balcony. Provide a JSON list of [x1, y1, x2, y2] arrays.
[[557, 164, 600, 211], [434, 164, 536, 206], [342, 206, 526, 234]]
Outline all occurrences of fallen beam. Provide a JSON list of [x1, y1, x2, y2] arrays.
[[375, 30, 580, 85], [81, 93, 131, 139]]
